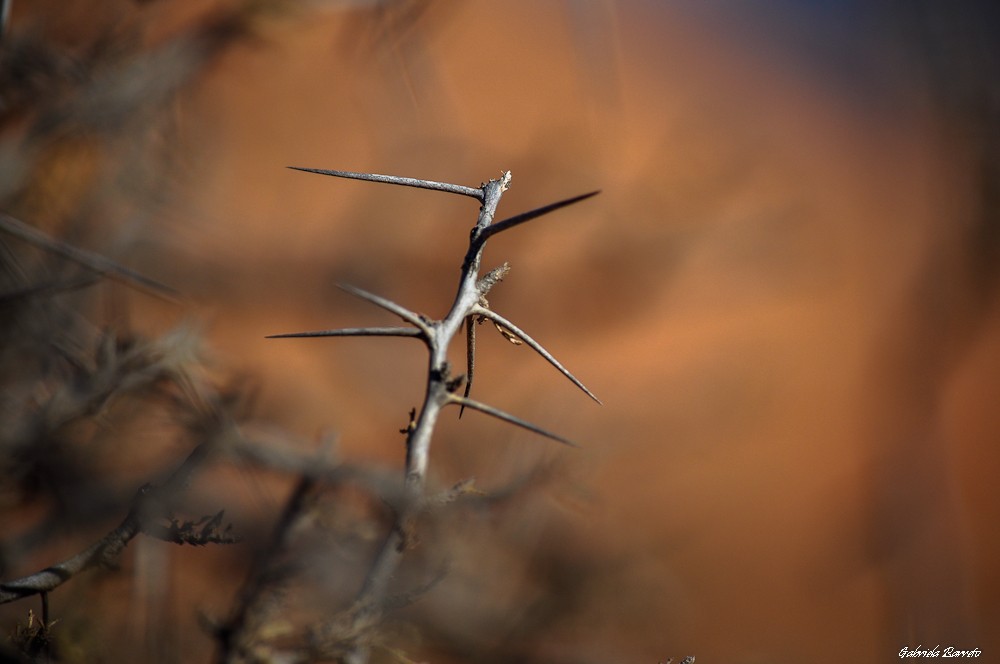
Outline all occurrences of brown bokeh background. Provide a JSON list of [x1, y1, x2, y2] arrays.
[[2, 1, 998, 662]]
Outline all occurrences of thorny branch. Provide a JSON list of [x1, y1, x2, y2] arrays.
[[264, 168, 599, 663], [0, 415, 236, 605]]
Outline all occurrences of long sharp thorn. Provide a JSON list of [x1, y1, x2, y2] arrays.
[[288, 167, 484, 200], [266, 327, 424, 339], [337, 284, 431, 334], [448, 395, 579, 447], [460, 316, 476, 418], [471, 305, 601, 404], [481, 190, 600, 240], [0, 213, 179, 301]]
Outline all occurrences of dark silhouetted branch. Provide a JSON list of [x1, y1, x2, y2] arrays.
[[479, 190, 600, 241]]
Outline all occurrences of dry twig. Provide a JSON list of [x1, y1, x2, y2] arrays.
[[264, 167, 599, 663], [0, 413, 235, 605]]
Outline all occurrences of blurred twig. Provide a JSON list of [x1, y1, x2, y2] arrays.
[[0, 0, 10, 44], [0, 404, 234, 604], [0, 212, 178, 300]]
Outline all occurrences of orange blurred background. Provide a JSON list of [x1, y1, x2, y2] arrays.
[[2, 2, 998, 662]]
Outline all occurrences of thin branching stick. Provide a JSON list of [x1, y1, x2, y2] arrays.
[[214, 475, 317, 663], [1, 424, 222, 604], [267, 169, 599, 663], [0, 513, 143, 604]]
